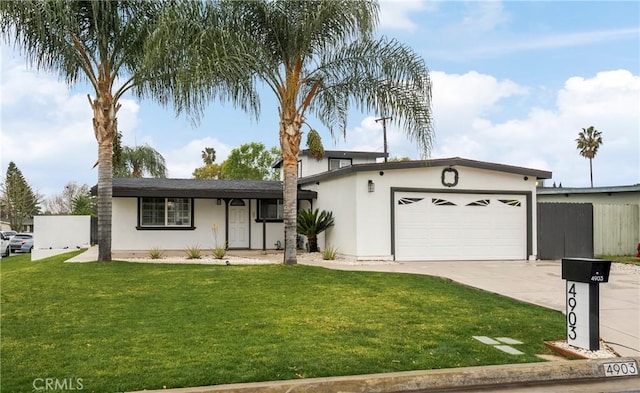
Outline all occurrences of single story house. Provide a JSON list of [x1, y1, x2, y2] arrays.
[[109, 150, 551, 261]]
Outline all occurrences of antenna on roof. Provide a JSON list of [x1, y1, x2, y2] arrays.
[[375, 116, 392, 163]]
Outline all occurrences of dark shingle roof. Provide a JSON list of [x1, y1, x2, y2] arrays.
[[298, 157, 552, 185], [272, 149, 387, 168], [106, 178, 316, 199]]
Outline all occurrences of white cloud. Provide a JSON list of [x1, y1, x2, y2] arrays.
[[458, 1, 509, 33], [335, 69, 639, 188], [378, 0, 437, 32], [430, 69, 639, 187], [0, 58, 143, 198], [164, 137, 233, 179]]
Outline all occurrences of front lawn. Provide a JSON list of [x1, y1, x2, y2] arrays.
[[1, 252, 565, 392], [597, 255, 640, 265]]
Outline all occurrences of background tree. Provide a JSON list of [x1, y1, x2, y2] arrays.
[[42, 182, 90, 215], [0, 162, 41, 231], [201, 147, 216, 165], [0, 1, 216, 261], [306, 129, 325, 160], [297, 209, 334, 253], [71, 194, 97, 217], [575, 126, 603, 187], [155, 0, 434, 264], [220, 142, 281, 180], [193, 148, 223, 179], [114, 144, 167, 178]]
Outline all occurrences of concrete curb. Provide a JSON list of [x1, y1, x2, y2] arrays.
[[128, 357, 639, 393]]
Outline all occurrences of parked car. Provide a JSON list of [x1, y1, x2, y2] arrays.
[[1, 230, 17, 239], [10, 233, 33, 253], [1, 232, 10, 257]]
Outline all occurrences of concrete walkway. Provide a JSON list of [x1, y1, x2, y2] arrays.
[[303, 259, 640, 358]]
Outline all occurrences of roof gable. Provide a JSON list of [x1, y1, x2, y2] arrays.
[[298, 157, 552, 185]]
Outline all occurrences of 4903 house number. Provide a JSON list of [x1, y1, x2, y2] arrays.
[[603, 361, 638, 377], [567, 282, 578, 340]]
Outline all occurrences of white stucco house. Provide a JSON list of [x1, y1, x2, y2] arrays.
[[109, 150, 551, 261]]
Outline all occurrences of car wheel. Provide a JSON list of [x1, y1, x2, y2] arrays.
[[3, 247, 8, 257]]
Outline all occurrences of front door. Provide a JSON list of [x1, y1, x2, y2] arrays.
[[228, 199, 249, 248]]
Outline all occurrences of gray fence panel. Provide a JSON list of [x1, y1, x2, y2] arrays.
[[537, 203, 593, 259], [594, 204, 639, 256]]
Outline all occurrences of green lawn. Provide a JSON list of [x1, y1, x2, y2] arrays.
[[598, 255, 640, 265], [1, 252, 566, 392]]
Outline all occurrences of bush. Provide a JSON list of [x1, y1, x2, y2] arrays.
[[148, 247, 164, 259], [185, 245, 202, 259], [297, 209, 334, 253], [322, 245, 338, 260], [212, 244, 227, 259]]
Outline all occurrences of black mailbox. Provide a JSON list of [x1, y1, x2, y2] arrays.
[[562, 258, 611, 283]]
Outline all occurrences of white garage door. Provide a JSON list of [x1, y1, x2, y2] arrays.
[[395, 192, 526, 261]]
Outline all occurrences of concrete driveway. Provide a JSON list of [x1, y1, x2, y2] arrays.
[[302, 259, 640, 358]]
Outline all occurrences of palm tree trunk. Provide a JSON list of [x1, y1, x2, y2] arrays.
[[90, 74, 119, 262], [589, 157, 593, 187], [308, 235, 318, 253], [280, 109, 303, 265]]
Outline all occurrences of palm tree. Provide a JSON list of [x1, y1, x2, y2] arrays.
[[156, 0, 434, 264], [201, 148, 217, 165], [576, 126, 603, 187], [115, 145, 167, 178], [297, 209, 334, 253], [0, 2, 160, 260], [0, 1, 248, 261]]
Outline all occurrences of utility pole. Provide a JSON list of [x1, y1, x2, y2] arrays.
[[375, 116, 392, 162]]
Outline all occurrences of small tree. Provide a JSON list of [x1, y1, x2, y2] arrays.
[[1, 162, 40, 231], [193, 148, 223, 179], [115, 144, 167, 178], [220, 142, 281, 180], [296, 209, 334, 253], [575, 126, 603, 187], [42, 182, 90, 215]]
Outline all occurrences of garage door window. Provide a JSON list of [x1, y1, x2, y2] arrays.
[[499, 199, 522, 207], [432, 198, 456, 206], [467, 199, 490, 206]]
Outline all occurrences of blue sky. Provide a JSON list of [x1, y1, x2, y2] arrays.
[[1, 0, 639, 201]]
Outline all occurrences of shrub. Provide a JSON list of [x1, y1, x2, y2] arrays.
[[185, 245, 202, 259], [148, 247, 164, 259], [212, 244, 227, 259], [322, 245, 338, 260], [296, 209, 334, 252]]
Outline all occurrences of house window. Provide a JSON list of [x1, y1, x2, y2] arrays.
[[329, 158, 352, 170], [140, 197, 192, 227], [258, 199, 283, 220], [297, 160, 302, 178]]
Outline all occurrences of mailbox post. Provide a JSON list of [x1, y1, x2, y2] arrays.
[[561, 258, 611, 351]]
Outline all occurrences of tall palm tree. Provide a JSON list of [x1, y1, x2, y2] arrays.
[[154, 0, 434, 264], [115, 144, 167, 178], [1, 1, 249, 261], [576, 126, 603, 187], [0, 1, 160, 261]]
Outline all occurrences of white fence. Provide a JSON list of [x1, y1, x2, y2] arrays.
[[594, 204, 639, 256], [32, 215, 91, 261]]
